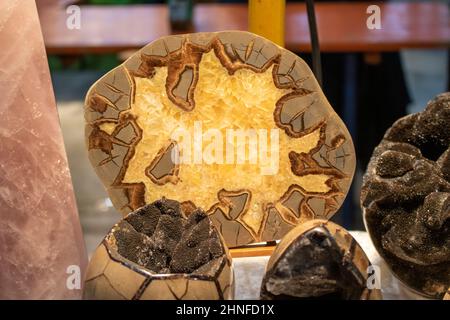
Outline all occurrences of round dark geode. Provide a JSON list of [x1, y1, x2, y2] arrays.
[[361, 93, 450, 299], [260, 220, 381, 300], [83, 198, 234, 300]]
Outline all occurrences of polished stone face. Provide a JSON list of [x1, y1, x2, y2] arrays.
[[84, 31, 356, 248], [0, 0, 87, 299], [361, 93, 450, 299]]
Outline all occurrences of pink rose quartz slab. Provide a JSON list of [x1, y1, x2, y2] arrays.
[[0, 0, 87, 299]]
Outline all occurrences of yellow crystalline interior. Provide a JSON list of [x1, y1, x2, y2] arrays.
[[122, 51, 331, 235]]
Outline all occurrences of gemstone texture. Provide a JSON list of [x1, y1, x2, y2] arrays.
[[0, 0, 87, 299]]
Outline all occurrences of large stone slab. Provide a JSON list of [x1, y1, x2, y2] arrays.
[[85, 31, 355, 248]]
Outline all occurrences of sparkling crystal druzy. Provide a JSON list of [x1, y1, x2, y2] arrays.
[[85, 31, 355, 247], [0, 0, 87, 299], [260, 220, 382, 300], [84, 198, 234, 300], [361, 93, 450, 299]]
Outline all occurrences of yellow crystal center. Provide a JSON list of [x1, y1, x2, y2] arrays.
[[121, 51, 330, 234]]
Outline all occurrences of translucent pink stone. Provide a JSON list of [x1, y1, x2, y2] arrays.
[[0, 0, 87, 299]]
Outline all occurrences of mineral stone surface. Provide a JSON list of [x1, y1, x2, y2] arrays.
[[84, 31, 356, 248], [260, 220, 381, 300], [0, 0, 87, 299], [361, 93, 450, 299], [84, 198, 234, 300]]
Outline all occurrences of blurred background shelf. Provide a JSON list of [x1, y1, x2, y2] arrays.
[[38, 2, 449, 54]]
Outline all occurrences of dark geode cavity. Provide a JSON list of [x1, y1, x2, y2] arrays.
[[111, 198, 225, 274], [260, 220, 380, 300], [361, 93, 450, 299]]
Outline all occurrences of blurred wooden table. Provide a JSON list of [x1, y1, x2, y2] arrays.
[[39, 2, 450, 54]]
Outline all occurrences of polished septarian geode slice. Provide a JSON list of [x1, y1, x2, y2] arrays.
[[84, 198, 234, 300], [260, 220, 381, 300], [85, 31, 355, 248], [361, 93, 450, 299]]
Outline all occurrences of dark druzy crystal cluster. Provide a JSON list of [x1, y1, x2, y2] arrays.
[[361, 93, 450, 299], [113, 198, 224, 274]]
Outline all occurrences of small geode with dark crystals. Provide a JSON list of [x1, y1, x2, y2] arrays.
[[361, 93, 450, 299], [260, 220, 381, 300], [83, 198, 234, 300], [114, 198, 224, 274]]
